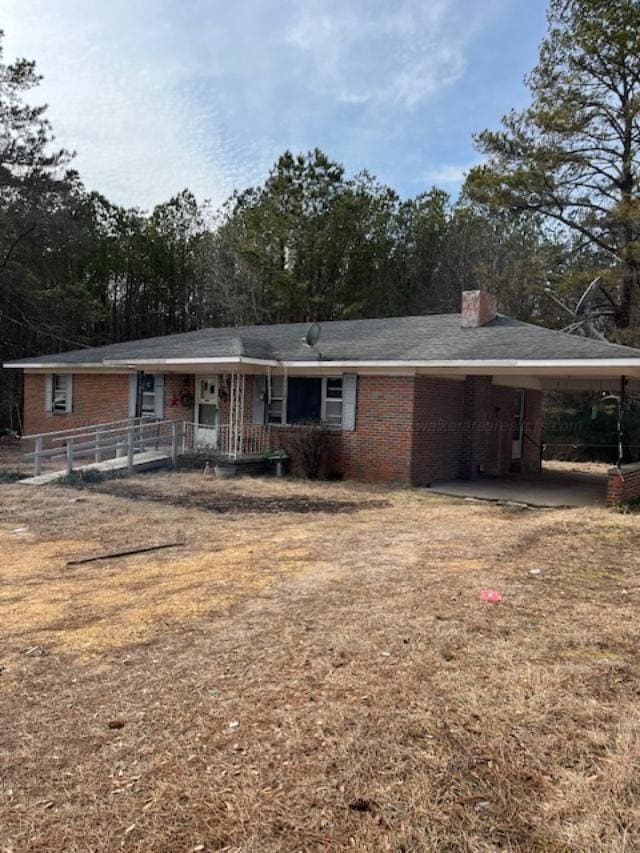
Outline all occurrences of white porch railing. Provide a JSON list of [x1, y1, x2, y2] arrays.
[[23, 418, 181, 476], [182, 422, 271, 458]]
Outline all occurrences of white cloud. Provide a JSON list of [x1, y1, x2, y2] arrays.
[[0, 0, 281, 210], [0, 0, 499, 208], [283, 0, 475, 109], [423, 162, 477, 186]]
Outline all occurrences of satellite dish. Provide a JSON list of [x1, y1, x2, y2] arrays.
[[303, 322, 321, 348]]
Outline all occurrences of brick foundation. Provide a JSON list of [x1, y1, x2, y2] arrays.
[[606, 463, 640, 505]]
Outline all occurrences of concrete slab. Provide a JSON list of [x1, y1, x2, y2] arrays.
[[20, 450, 170, 485], [427, 468, 607, 508]]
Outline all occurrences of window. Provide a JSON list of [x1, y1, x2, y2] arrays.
[[268, 375, 285, 424], [287, 377, 321, 424], [323, 377, 343, 427], [266, 375, 344, 428], [51, 374, 69, 413], [141, 373, 156, 415]]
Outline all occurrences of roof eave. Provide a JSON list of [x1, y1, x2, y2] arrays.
[[5, 356, 640, 374]]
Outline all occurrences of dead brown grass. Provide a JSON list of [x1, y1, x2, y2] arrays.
[[1, 471, 640, 851], [0, 437, 28, 476]]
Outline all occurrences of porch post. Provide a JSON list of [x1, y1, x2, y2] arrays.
[[239, 373, 245, 457], [228, 372, 235, 458], [171, 420, 178, 466]]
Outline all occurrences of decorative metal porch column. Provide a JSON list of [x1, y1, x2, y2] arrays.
[[227, 371, 246, 460]]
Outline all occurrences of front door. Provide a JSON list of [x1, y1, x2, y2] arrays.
[[195, 376, 219, 447], [512, 389, 525, 461]]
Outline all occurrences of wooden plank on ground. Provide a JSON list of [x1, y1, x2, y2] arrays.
[[67, 541, 184, 566]]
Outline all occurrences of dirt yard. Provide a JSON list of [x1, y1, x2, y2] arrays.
[[1, 468, 640, 852]]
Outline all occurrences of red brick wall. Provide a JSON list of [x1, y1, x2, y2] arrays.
[[341, 375, 415, 482], [23, 371, 196, 440], [607, 463, 640, 505], [269, 376, 416, 484], [23, 372, 130, 440], [441, 379, 545, 481], [522, 389, 543, 472], [411, 377, 465, 483], [164, 374, 195, 423], [461, 290, 497, 328], [458, 376, 494, 479]]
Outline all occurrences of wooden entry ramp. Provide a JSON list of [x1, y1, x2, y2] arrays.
[[19, 449, 171, 485], [20, 417, 180, 485]]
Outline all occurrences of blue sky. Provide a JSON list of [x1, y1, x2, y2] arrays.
[[2, 0, 549, 211]]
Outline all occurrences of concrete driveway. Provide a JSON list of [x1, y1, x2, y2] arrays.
[[427, 467, 608, 508]]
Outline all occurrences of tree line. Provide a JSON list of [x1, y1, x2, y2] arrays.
[[2, 0, 640, 431]]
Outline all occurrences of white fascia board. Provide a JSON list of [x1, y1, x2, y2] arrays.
[[103, 356, 281, 367], [6, 356, 640, 374], [4, 363, 130, 372], [281, 358, 640, 369], [3, 356, 280, 370]]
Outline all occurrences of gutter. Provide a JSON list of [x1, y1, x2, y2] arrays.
[[5, 357, 640, 371]]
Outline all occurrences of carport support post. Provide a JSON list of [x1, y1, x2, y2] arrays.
[[618, 375, 628, 467]]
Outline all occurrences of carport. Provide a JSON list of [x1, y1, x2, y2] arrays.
[[419, 366, 640, 507]]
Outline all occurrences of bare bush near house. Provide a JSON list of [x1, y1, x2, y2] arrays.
[[285, 422, 331, 479]]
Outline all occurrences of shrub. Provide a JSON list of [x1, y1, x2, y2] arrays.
[[285, 422, 331, 480], [0, 470, 24, 483], [58, 468, 129, 487]]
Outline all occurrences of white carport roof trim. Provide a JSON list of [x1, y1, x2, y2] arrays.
[[283, 358, 640, 370], [492, 375, 640, 392]]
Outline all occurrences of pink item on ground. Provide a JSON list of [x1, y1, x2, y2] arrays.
[[479, 589, 502, 603]]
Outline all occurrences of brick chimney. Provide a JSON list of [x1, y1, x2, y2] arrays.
[[461, 290, 497, 328]]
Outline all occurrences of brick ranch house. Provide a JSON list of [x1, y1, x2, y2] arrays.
[[6, 291, 640, 499]]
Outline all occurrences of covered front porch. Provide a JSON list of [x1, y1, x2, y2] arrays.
[[162, 370, 275, 460]]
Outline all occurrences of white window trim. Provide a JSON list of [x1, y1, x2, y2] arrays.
[[267, 375, 286, 425], [52, 374, 67, 412], [47, 373, 73, 414], [141, 374, 156, 416], [321, 376, 343, 428], [267, 375, 344, 428], [134, 372, 165, 419]]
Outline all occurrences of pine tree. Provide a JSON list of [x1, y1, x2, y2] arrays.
[[465, 0, 640, 338]]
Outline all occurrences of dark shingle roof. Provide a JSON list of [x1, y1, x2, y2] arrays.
[[8, 314, 640, 366]]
